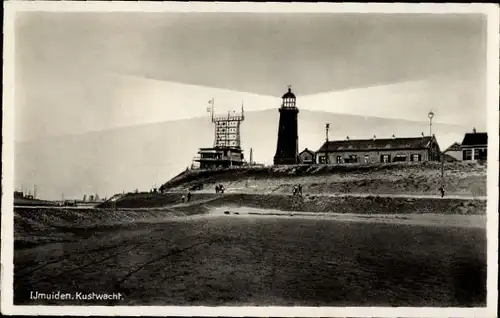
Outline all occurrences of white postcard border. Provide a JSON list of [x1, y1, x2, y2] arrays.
[[1, 2, 499, 317]]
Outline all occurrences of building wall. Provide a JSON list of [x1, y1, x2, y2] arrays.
[[14, 191, 24, 199], [299, 151, 314, 164], [461, 146, 487, 161], [316, 149, 430, 164], [444, 150, 462, 161], [197, 148, 244, 169], [274, 108, 299, 165]]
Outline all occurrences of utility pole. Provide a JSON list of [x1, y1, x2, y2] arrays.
[[325, 123, 330, 164], [428, 111, 435, 161], [441, 157, 444, 182], [428, 111, 434, 137]]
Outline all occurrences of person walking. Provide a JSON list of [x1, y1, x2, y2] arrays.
[[298, 184, 303, 196], [293, 185, 298, 196], [187, 191, 192, 202], [439, 185, 445, 198]]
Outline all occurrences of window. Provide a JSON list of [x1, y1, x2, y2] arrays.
[[337, 156, 343, 164], [319, 155, 326, 164], [463, 149, 472, 161], [380, 154, 391, 163], [410, 154, 421, 162], [364, 155, 370, 163], [393, 154, 407, 162], [480, 148, 488, 160], [473, 149, 480, 160], [347, 155, 358, 163]]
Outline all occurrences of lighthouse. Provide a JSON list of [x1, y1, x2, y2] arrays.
[[273, 86, 299, 165]]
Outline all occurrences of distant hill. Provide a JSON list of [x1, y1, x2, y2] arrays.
[[15, 109, 469, 200]]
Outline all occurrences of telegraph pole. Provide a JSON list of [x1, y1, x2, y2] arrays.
[[325, 123, 330, 164], [428, 111, 434, 160], [441, 159, 444, 179]]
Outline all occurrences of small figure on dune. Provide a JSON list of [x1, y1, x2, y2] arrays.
[[298, 184, 303, 196], [181, 195, 186, 203], [187, 191, 192, 202], [439, 185, 445, 198], [292, 185, 298, 196], [215, 185, 220, 194], [219, 184, 225, 194]]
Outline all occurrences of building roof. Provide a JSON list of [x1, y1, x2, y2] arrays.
[[444, 142, 461, 152], [282, 87, 296, 99], [299, 148, 315, 155], [461, 132, 487, 147], [317, 136, 435, 152]]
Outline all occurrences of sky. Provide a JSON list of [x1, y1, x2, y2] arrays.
[[12, 11, 490, 199], [15, 12, 487, 142]]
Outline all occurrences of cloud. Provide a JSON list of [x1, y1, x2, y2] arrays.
[[300, 74, 486, 128], [15, 69, 485, 143]]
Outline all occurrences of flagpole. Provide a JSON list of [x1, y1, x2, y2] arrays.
[[210, 98, 216, 148], [211, 98, 214, 122]]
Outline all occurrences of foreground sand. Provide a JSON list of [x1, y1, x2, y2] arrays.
[[207, 206, 486, 229], [13, 187, 487, 307], [14, 209, 486, 307]]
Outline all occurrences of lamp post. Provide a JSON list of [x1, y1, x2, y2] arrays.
[[428, 111, 434, 137]]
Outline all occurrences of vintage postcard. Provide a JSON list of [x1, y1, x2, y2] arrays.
[[2, 1, 499, 317]]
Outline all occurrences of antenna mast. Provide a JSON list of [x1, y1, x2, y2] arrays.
[[211, 98, 215, 122]]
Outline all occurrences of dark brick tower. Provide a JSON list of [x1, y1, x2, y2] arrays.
[[274, 86, 299, 165]]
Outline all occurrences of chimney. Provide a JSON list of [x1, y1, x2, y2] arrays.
[[373, 135, 376, 140], [473, 127, 477, 133], [346, 136, 350, 141], [392, 134, 396, 139], [421, 132, 425, 138]]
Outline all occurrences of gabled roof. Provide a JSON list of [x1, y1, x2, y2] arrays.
[[317, 136, 435, 152], [461, 132, 487, 147], [299, 148, 315, 155], [444, 142, 461, 152]]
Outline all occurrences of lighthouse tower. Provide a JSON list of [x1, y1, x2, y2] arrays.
[[273, 86, 299, 165]]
